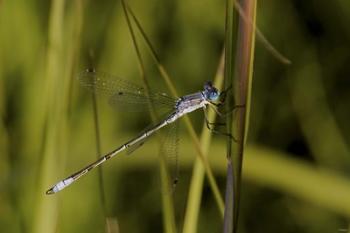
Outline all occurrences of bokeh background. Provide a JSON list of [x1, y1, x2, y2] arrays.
[[1, 0, 350, 233]]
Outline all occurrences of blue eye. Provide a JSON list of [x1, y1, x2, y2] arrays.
[[209, 92, 219, 101], [203, 81, 220, 101]]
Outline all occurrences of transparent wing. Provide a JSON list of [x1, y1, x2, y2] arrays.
[[160, 120, 180, 193], [124, 111, 181, 193], [125, 124, 153, 155], [126, 136, 148, 155], [78, 69, 176, 112], [125, 110, 176, 155]]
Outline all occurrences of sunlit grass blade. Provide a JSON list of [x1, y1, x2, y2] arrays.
[[121, 1, 177, 233], [182, 53, 225, 233], [32, 0, 66, 232], [105, 217, 120, 233], [114, 138, 350, 217], [224, 0, 257, 232], [243, 146, 350, 217], [126, 2, 225, 216]]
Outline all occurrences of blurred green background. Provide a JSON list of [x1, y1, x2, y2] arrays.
[[1, 0, 350, 233]]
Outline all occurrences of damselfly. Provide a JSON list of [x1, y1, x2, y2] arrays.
[[46, 69, 229, 195]]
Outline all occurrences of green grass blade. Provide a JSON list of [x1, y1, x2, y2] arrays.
[[126, 3, 225, 216], [91, 88, 108, 215], [103, 138, 350, 218], [32, 0, 66, 232], [121, 1, 177, 233], [243, 146, 350, 217], [233, 0, 256, 231], [233, 0, 291, 65], [182, 53, 225, 233], [224, 0, 257, 232], [288, 51, 350, 170]]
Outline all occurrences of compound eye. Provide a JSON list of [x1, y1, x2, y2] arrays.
[[209, 91, 219, 101]]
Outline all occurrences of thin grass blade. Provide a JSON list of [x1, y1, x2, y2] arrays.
[[182, 52, 225, 233], [126, 3, 225, 216], [224, 0, 257, 232], [121, 1, 177, 232], [233, 0, 291, 65]]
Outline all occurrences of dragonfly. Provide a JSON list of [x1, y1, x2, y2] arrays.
[[46, 68, 230, 195]]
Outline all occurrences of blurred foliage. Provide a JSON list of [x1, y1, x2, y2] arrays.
[[0, 0, 350, 233]]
